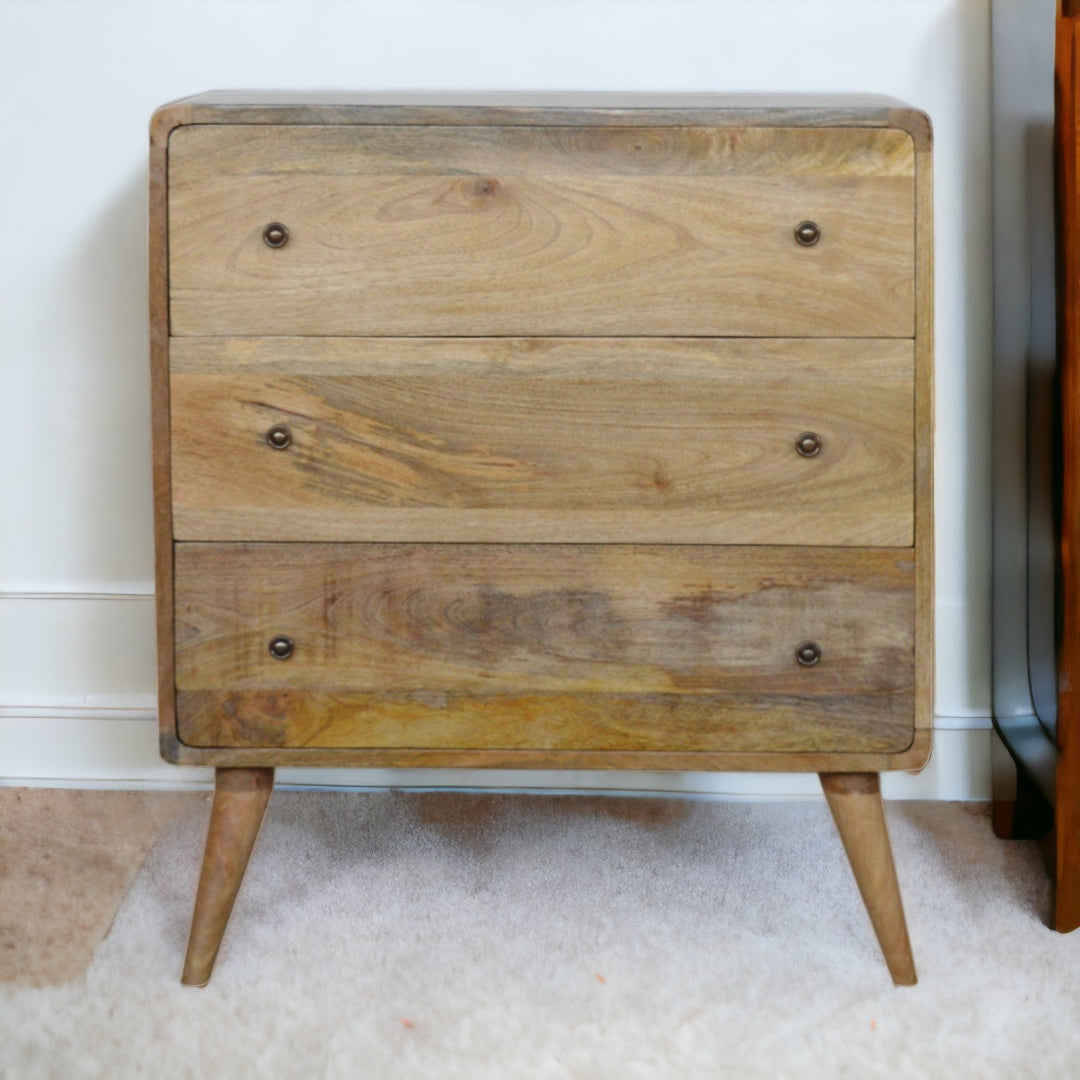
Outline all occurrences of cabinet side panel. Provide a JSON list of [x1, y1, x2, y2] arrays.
[[914, 138, 935, 752], [150, 115, 178, 760]]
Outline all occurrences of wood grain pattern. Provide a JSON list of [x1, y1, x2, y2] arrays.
[[173, 543, 914, 753], [177, 689, 914, 755], [170, 122, 917, 177], [174, 543, 914, 694], [169, 337, 914, 546], [168, 124, 915, 338]]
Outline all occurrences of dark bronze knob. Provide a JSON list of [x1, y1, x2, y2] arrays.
[[795, 431, 822, 458], [263, 222, 289, 248], [796, 641, 821, 667], [266, 424, 292, 450], [269, 635, 294, 660], [794, 221, 821, 247]]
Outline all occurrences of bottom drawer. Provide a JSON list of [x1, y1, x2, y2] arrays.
[[174, 543, 915, 754]]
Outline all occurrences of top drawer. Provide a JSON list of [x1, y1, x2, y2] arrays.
[[167, 124, 915, 338]]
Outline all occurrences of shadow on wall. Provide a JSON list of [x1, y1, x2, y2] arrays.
[[65, 168, 155, 587]]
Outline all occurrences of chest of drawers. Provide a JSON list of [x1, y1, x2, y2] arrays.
[[149, 92, 932, 987]]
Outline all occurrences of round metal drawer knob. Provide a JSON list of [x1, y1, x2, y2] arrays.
[[266, 424, 292, 450], [796, 641, 822, 667], [794, 220, 821, 247], [795, 431, 822, 458], [263, 222, 289, 248], [269, 635, 294, 660]]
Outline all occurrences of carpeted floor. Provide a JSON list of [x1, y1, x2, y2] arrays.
[[2, 788, 1078, 1078], [0, 789, 200, 987]]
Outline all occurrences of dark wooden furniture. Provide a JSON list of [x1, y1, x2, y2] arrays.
[[1051, 1, 1080, 930], [993, 0, 1080, 933]]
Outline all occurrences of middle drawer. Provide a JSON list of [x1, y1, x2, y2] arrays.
[[170, 337, 913, 546]]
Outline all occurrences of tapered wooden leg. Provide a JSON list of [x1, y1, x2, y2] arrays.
[[181, 767, 274, 986], [820, 772, 917, 986]]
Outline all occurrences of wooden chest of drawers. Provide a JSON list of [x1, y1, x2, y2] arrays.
[[150, 92, 932, 986]]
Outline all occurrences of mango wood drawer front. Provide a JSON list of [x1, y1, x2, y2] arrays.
[[167, 124, 915, 338], [169, 337, 914, 546], [174, 543, 915, 754]]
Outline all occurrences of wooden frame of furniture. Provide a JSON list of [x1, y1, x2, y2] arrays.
[[1054, 0, 1080, 931], [992, 0, 1080, 933], [150, 92, 933, 985]]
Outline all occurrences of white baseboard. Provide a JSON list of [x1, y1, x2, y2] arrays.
[[0, 711, 992, 800], [0, 595, 157, 700]]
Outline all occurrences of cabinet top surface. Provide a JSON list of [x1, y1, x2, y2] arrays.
[[152, 92, 931, 147]]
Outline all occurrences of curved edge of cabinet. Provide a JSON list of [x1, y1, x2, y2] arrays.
[[152, 92, 931, 140], [158, 728, 933, 774]]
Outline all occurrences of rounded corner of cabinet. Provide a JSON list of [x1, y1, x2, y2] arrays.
[[889, 107, 933, 156], [892, 727, 933, 774], [150, 104, 190, 150], [159, 714, 203, 766]]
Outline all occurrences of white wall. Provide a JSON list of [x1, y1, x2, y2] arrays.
[[0, 0, 993, 795]]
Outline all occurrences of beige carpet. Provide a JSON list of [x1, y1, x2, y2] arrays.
[[0, 788, 202, 986], [2, 789, 1079, 1077]]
